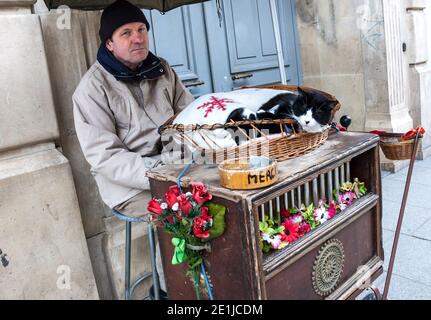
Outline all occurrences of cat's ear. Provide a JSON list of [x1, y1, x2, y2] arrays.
[[321, 100, 338, 111], [297, 87, 308, 103]]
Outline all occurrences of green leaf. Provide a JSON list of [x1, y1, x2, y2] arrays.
[[205, 202, 226, 241], [262, 242, 271, 253], [289, 207, 299, 214], [273, 226, 285, 234], [259, 221, 268, 232]]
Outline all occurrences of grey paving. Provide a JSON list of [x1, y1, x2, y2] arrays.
[[366, 158, 431, 300], [372, 272, 431, 300]]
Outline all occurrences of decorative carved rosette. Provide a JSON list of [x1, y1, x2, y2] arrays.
[[312, 239, 345, 297]]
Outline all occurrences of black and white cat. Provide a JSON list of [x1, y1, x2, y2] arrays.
[[171, 88, 337, 149], [256, 87, 338, 133]]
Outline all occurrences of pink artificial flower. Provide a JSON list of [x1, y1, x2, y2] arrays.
[[299, 223, 311, 236], [328, 201, 337, 219], [338, 191, 356, 206], [262, 233, 283, 249]]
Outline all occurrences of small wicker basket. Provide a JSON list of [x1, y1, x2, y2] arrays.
[[160, 85, 340, 163], [379, 133, 422, 161]]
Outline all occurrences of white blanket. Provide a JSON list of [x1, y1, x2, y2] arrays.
[[171, 88, 292, 150]]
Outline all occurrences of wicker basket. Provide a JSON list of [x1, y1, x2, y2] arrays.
[[160, 85, 340, 163], [379, 133, 422, 161]]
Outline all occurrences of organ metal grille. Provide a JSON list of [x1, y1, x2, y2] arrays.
[[258, 161, 351, 222]]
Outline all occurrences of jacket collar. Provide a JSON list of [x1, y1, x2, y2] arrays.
[[97, 44, 165, 82]]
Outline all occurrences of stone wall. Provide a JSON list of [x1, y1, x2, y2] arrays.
[[295, 0, 368, 131], [294, 0, 427, 171], [0, 0, 98, 299], [31, 0, 154, 300], [404, 0, 431, 159]]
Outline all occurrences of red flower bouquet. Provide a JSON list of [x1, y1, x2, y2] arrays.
[[147, 182, 226, 299]]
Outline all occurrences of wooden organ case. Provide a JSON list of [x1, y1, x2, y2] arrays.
[[147, 132, 384, 300]]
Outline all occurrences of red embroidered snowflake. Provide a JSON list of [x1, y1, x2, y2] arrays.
[[196, 96, 234, 118]]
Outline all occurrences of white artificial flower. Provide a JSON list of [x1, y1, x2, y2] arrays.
[[172, 203, 179, 211], [290, 215, 303, 224], [160, 203, 168, 210], [314, 207, 329, 224]]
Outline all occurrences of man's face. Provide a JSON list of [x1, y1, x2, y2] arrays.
[[106, 21, 149, 70]]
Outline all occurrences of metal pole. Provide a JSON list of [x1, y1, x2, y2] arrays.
[[270, 0, 287, 84], [382, 133, 421, 300], [125, 221, 132, 300], [148, 224, 160, 300]]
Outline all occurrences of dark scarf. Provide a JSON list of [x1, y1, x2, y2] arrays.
[[97, 44, 165, 82]]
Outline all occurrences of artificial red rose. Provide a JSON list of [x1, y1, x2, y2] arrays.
[[280, 209, 290, 219], [165, 190, 178, 209], [193, 219, 209, 239], [168, 185, 181, 196], [150, 215, 164, 227], [166, 216, 175, 224], [177, 194, 193, 215], [147, 199, 162, 215], [191, 182, 212, 205], [193, 207, 213, 239], [199, 206, 209, 216]]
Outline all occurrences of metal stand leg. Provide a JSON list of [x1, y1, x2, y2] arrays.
[[125, 221, 132, 300], [112, 209, 159, 300], [148, 224, 160, 300], [382, 134, 421, 300]]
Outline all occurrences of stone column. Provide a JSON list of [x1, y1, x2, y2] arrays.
[[404, 0, 431, 159], [362, 0, 414, 171], [295, 0, 415, 171], [0, 2, 98, 299]]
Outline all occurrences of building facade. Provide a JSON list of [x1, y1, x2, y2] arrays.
[[0, 0, 429, 299]]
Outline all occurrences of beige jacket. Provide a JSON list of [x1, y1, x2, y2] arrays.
[[73, 58, 194, 208]]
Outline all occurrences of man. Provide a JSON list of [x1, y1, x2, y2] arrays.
[[73, 0, 194, 297]]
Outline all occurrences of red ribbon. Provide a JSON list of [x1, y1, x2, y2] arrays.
[[370, 130, 387, 136], [369, 127, 426, 140], [401, 127, 426, 141]]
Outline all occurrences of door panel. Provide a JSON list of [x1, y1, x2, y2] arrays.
[[204, 0, 302, 92], [146, 4, 213, 97], [145, 0, 302, 96], [224, 0, 282, 73]]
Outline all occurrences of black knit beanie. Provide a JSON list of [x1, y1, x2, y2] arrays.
[[99, 0, 150, 44]]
